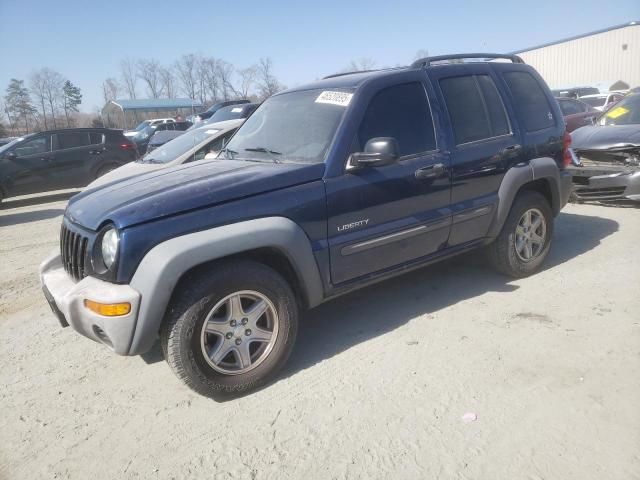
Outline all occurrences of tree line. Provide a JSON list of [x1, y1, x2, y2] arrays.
[[103, 55, 284, 107]]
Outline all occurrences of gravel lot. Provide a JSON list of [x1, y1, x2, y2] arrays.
[[1, 192, 639, 480]]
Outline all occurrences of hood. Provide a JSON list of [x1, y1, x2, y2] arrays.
[[85, 161, 166, 190], [66, 160, 326, 230], [571, 124, 640, 151]]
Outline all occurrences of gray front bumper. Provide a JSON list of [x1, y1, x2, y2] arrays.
[[39, 252, 141, 355], [568, 167, 640, 201]]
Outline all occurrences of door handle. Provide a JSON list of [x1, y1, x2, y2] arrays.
[[500, 144, 522, 157], [415, 163, 445, 180]]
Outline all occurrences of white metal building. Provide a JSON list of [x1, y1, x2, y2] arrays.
[[512, 21, 640, 92]]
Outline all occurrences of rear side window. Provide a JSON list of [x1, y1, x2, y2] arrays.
[[503, 71, 555, 131], [558, 100, 583, 116], [89, 133, 104, 145], [440, 75, 510, 144], [56, 132, 89, 150], [358, 82, 436, 156]]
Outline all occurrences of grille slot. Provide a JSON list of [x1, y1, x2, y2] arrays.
[[60, 223, 89, 281]]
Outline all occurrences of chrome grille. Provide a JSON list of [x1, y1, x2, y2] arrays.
[[60, 223, 89, 281]]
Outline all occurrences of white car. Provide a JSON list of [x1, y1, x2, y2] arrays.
[[123, 118, 176, 138], [579, 92, 625, 111], [88, 119, 243, 188]]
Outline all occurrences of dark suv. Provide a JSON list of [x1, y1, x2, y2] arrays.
[[0, 128, 136, 202], [40, 54, 572, 399]]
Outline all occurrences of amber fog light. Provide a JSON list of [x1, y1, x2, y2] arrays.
[[84, 299, 131, 316]]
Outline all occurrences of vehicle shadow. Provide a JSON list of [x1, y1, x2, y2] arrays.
[[278, 211, 618, 387], [0, 191, 77, 210], [0, 208, 65, 227]]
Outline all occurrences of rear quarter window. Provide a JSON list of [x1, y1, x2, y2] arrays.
[[56, 132, 90, 150], [503, 71, 555, 132]]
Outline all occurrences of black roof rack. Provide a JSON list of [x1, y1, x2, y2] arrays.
[[323, 69, 378, 80], [411, 53, 525, 68]]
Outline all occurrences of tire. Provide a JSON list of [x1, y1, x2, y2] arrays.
[[160, 260, 298, 399], [486, 190, 554, 278]]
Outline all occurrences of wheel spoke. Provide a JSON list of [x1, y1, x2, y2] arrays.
[[204, 320, 227, 336], [227, 295, 244, 320], [250, 327, 273, 343], [246, 299, 269, 325], [531, 215, 543, 230], [516, 225, 526, 236], [210, 340, 233, 365], [234, 344, 252, 369], [524, 242, 533, 259], [523, 210, 531, 227], [530, 232, 544, 245]]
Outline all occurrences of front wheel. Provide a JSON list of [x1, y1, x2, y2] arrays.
[[160, 260, 298, 399], [486, 191, 554, 278]]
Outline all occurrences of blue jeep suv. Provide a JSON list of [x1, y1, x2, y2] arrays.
[[40, 54, 572, 399]]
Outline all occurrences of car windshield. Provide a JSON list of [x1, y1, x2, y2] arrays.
[[208, 106, 248, 123], [223, 89, 351, 164], [134, 121, 151, 131], [599, 94, 640, 126], [581, 97, 606, 107], [0, 136, 28, 155], [141, 127, 222, 163]]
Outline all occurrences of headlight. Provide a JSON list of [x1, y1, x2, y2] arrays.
[[101, 228, 119, 269]]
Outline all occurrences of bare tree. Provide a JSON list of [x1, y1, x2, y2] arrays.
[[120, 58, 138, 99], [347, 57, 376, 72], [41, 68, 65, 129], [257, 58, 284, 99], [237, 66, 258, 98], [30, 69, 49, 130], [175, 54, 199, 100], [159, 67, 176, 98], [137, 59, 162, 98], [413, 49, 429, 61], [196, 57, 211, 105], [102, 77, 119, 104], [216, 60, 236, 100], [199, 57, 220, 104]]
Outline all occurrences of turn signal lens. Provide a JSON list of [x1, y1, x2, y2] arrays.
[[84, 300, 131, 316]]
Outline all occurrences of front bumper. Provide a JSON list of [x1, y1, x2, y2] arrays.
[[567, 166, 640, 202], [39, 252, 141, 355]]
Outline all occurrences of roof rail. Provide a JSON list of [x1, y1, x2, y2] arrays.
[[411, 53, 525, 68], [323, 69, 378, 80]]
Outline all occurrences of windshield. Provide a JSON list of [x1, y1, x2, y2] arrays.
[[599, 95, 640, 126], [223, 89, 351, 164], [141, 127, 222, 163], [208, 106, 248, 123], [0, 136, 27, 155], [581, 97, 606, 107], [134, 121, 151, 131]]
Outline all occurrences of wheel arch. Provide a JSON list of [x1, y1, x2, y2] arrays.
[[127, 217, 324, 355]]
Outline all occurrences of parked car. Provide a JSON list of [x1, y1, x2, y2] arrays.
[[568, 93, 640, 202], [87, 119, 243, 188], [124, 118, 175, 138], [145, 130, 184, 153], [0, 128, 136, 202], [556, 97, 599, 132], [130, 121, 192, 154], [200, 103, 260, 126], [187, 99, 250, 124], [552, 86, 599, 99], [0, 137, 17, 147], [578, 92, 625, 111], [40, 53, 572, 398]]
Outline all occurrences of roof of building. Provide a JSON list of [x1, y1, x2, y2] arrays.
[[106, 98, 203, 110], [512, 21, 639, 54]]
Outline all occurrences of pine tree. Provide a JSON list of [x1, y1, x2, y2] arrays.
[[62, 80, 82, 128], [4, 79, 36, 133]]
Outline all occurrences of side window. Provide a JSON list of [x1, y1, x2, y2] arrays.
[[89, 133, 104, 145], [56, 132, 90, 150], [14, 136, 50, 157], [558, 100, 581, 116], [358, 82, 436, 156], [440, 75, 509, 144], [503, 71, 555, 132]]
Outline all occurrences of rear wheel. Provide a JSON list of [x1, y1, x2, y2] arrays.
[[160, 260, 298, 399], [487, 191, 553, 278]]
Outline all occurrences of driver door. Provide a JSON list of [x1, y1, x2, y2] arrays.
[[3, 134, 55, 196], [324, 81, 452, 284]]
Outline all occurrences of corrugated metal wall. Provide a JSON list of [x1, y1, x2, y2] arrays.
[[518, 24, 640, 90]]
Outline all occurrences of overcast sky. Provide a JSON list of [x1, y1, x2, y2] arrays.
[[1, 0, 637, 112]]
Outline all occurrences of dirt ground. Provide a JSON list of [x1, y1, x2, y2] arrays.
[[1, 191, 639, 480]]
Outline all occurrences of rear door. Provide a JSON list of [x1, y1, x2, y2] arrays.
[[325, 80, 452, 284], [429, 65, 525, 246], [52, 131, 93, 188]]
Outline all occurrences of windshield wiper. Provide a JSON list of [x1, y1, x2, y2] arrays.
[[220, 147, 238, 159], [244, 147, 282, 163]]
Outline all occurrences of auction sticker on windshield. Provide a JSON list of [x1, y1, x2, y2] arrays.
[[231, 107, 243, 113], [205, 129, 220, 134], [315, 91, 353, 107], [606, 106, 629, 119]]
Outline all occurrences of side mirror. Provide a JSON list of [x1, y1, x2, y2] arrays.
[[349, 137, 400, 169]]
